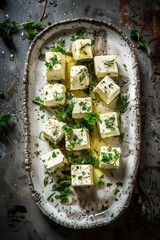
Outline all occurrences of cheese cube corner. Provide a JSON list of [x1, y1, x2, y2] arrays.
[[71, 164, 94, 187], [44, 83, 66, 107], [94, 55, 118, 78], [42, 118, 65, 144], [45, 52, 66, 81], [93, 76, 120, 105], [98, 112, 120, 138], [72, 39, 93, 62], [72, 97, 92, 118], [70, 65, 90, 90], [41, 149, 66, 173], [99, 146, 121, 169], [65, 128, 90, 151]]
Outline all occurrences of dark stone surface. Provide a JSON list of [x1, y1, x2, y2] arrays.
[[0, 0, 159, 239]]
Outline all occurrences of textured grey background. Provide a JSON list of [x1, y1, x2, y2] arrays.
[[0, 0, 160, 239]]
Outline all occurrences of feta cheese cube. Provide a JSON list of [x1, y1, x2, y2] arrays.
[[93, 76, 120, 105], [94, 55, 118, 78], [99, 146, 121, 169], [45, 52, 66, 81], [71, 164, 94, 187], [72, 97, 92, 118], [70, 65, 90, 90], [42, 118, 65, 144], [44, 83, 66, 107], [72, 39, 93, 62], [41, 149, 66, 173], [65, 128, 90, 151], [98, 112, 120, 138]]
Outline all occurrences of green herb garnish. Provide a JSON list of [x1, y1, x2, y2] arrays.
[[115, 94, 130, 114], [113, 182, 123, 195], [98, 175, 105, 186], [53, 90, 64, 101], [130, 13, 139, 18], [85, 112, 102, 125], [104, 59, 115, 67], [70, 150, 99, 167], [119, 132, 125, 143], [101, 204, 108, 211], [123, 64, 127, 71], [104, 119, 116, 131], [56, 102, 75, 123], [45, 55, 62, 70], [52, 151, 57, 158], [137, 195, 146, 215], [44, 176, 49, 187], [34, 150, 40, 155], [46, 44, 72, 56], [70, 30, 87, 41], [152, 129, 158, 136], [0, 114, 14, 143], [52, 178, 73, 203], [41, 115, 44, 119], [53, 129, 58, 136], [57, 38, 65, 47], [32, 96, 44, 110], [62, 125, 73, 134]]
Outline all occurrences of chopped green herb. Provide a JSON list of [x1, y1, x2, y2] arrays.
[[130, 4, 135, 9], [115, 198, 118, 201], [32, 96, 44, 110], [115, 94, 130, 114], [72, 175, 76, 178], [41, 115, 44, 119], [91, 207, 94, 211], [52, 151, 57, 158], [67, 134, 82, 151], [113, 182, 123, 195], [55, 203, 58, 208], [57, 38, 65, 47], [101, 204, 108, 211], [130, 13, 139, 18], [44, 176, 49, 187], [123, 64, 127, 71], [0, 114, 14, 143], [45, 55, 62, 70], [80, 43, 91, 51], [56, 102, 75, 123], [104, 59, 115, 67], [62, 125, 73, 134], [98, 175, 105, 186], [70, 30, 87, 41], [34, 150, 40, 155], [53, 90, 64, 101], [78, 176, 82, 179], [35, 142, 39, 147], [53, 129, 58, 136], [52, 178, 73, 203], [152, 76, 156, 84], [46, 44, 72, 56], [104, 119, 116, 131], [152, 129, 158, 136], [123, 81, 128, 85], [47, 192, 55, 201], [70, 150, 99, 167], [85, 112, 102, 125], [0, 91, 4, 96]]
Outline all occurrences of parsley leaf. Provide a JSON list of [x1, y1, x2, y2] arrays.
[[32, 96, 44, 110], [123, 64, 127, 71], [57, 38, 65, 47], [85, 113, 102, 125], [62, 125, 73, 134], [104, 59, 115, 67], [56, 102, 75, 123], [70, 30, 87, 41], [101, 204, 108, 211], [45, 55, 62, 70], [113, 182, 123, 195], [104, 119, 116, 131], [46, 44, 72, 56], [44, 176, 49, 187], [70, 150, 99, 167], [53, 90, 64, 101], [52, 178, 73, 203], [98, 175, 105, 186]]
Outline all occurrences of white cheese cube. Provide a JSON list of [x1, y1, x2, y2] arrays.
[[99, 146, 121, 169], [72, 39, 93, 62], [93, 76, 120, 105], [45, 52, 66, 81], [65, 128, 90, 151], [42, 118, 65, 144], [72, 97, 92, 118], [71, 164, 94, 187], [41, 149, 66, 173], [98, 112, 120, 138], [94, 55, 118, 78], [70, 65, 90, 90], [44, 83, 66, 107]]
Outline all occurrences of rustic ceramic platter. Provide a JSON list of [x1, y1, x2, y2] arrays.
[[23, 18, 140, 229]]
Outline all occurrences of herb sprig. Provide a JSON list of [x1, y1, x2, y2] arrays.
[[32, 96, 44, 110], [114, 94, 130, 114]]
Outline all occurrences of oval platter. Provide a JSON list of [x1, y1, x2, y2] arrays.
[[23, 18, 140, 229]]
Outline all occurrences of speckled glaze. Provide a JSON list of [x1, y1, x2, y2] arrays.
[[23, 18, 140, 229]]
